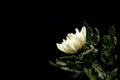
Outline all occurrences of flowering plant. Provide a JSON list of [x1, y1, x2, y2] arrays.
[[49, 22, 119, 80]]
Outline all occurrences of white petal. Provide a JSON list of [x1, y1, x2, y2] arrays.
[[67, 33, 75, 40], [66, 40, 78, 52], [81, 26, 86, 38], [80, 32, 85, 43], [61, 42, 75, 53], [73, 39, 82, 50], [56, 43, 69, 53], [75, 28, 80, 34]]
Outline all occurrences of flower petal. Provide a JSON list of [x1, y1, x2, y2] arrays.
[[56, 43, 69, 53], [56, 26, 86, 54]]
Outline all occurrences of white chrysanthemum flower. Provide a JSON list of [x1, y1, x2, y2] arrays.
[[56, 26, 86, 54]]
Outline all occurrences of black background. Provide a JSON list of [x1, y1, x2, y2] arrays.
[[13, 1, 120, 80]]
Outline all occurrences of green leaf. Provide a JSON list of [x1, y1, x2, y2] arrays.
[[75, 60, 84, 70], [83, 45, 94, 55], [56, 59, 67, 66], [66, 61, 76, 67], [104, 50, 110, 57], [101, 32, 117, 59], [102, 28, 117, 49], [59, 55, 81, 60], [86, 27, 93, 44], [109, 68, 118, 80], [101, 57, 106, 63], [70, 72, 83, 79], [92, 62, 106, 79], [83, 22, 90, 28], [83, 67, 96, 80], [93, 48, 99, 54], [108, 25, 115, 36], [49, 60, 59, 67], [59, 56, 74, 59], [114, 36, 117, 45], [92, 28, 100, 45], [83, 22, 93, 44], [107, 55, 116, 66], [60, 67, 81, 73]]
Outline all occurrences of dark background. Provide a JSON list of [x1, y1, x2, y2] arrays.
[[13, 1, 120, 80]]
